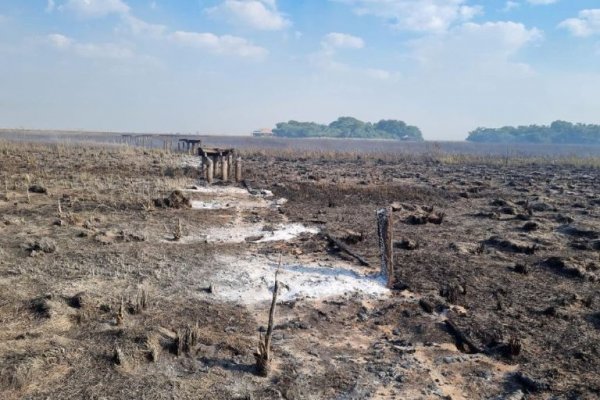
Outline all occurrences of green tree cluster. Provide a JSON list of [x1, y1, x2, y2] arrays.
[[467, 121, 600, 144], [273, 117, 423, 141]]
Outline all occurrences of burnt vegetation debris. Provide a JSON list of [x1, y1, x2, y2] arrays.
[[0, 138, 599, 399]]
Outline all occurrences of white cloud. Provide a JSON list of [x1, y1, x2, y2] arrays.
[[56, 0, 266, 59], [336, 0, 482, 33], [322, 32, 365, 49], [527, 0, 557, 5], [559, 9, 600, 37], [46, 0, 56, 13], [410, 21, 542, 76], [48, 33, 72, 49], [47, 33, 134, 59], [59, 0, 130, 18], [311, 33, 396, 81], [311, 32, 364, 69], [207, 0, 290, 31], [170, 31, 268, 58], [365, 68, 397, 80], [122, 14, 166, 36], [59, 0, 167, 38], [502, 1, 519, 12]]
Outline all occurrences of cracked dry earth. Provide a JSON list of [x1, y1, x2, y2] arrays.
[[0, 142, 599, 399]]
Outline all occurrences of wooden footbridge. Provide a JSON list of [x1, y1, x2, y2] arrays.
[[198, 147, 242, 184], [120, 134, 204, 153], [119, 134, 243, 184]]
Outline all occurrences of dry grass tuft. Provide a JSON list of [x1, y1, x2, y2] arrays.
[[30, 295, 53, 318], [145, 334, 161, 362], [172, 218, 184, 241], [116, 299, 125, 326], [134, 288, 148, 314], [176, 324, 198, 357], [112, 346, 125, 367], [23, 237, 57, 257]]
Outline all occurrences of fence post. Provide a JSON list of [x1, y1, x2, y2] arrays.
[[377, 207, 394, 288], [235, 157, 243, 182], [222, 156, 229, 182], [206, 156, 214, 184]]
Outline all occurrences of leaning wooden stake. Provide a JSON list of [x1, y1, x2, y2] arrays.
[[377, 207, 394, 288], [254, 269, 279, 377], [323, 232, 370, 267]]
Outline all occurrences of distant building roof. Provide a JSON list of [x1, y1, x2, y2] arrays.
[[252, 128, 273, 137]]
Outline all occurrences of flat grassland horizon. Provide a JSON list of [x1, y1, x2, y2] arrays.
[[2, 128, 600, 159]]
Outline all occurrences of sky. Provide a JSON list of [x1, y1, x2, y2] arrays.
[[1, 1, 600, 140]]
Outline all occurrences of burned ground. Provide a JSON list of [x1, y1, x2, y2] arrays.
[[0, 141, 598, 399]]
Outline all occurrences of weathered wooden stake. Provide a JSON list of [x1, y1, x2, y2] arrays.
[[235, 157, 243, 182], [228, 153, 234, 181], [216, 154, 223, 179], [200, 157, 205, 179], [377, 207, 394, 288], [222, 156, 229, 182], [206, 157, 214, 184]]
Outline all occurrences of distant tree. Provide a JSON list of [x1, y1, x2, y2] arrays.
[[273, 121, 328, 138], [375, 119, 423, 140], [272, 117, 424, 141], [329, 117, 367, 138], [467, 121, 600, 145]]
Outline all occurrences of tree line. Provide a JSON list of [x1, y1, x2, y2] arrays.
[[273, 117, 424, 141], [467, 121, 600, 145]]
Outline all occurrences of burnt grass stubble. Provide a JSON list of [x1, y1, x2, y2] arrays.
[[0, 140, 598, 399]]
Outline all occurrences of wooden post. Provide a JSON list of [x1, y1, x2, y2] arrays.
[[377, 207, 394, 288], [215, 153, 223, 179], [235, 157, 242, 182], [222, 156, 229, 182], [228, 153, 234, 180], [206, 156, 214, 184]]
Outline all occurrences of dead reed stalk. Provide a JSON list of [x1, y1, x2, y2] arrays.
[[25, 174, 31, 204], [254, 267, 280, 377], [135, 288, 148, 314]]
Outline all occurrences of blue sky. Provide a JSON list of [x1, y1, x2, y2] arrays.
[[1, 0, 600, 140]]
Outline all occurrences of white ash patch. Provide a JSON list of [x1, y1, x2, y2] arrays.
[[190, 199, 270, 210], [179, 223, 319, 244], [183, 186, 251, 196], [207, 254, 389, 304], [184, 185, 281, 210]]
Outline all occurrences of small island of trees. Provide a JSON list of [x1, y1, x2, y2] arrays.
[[273, 117, 424, 141], [467, 121, 600, 145]]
